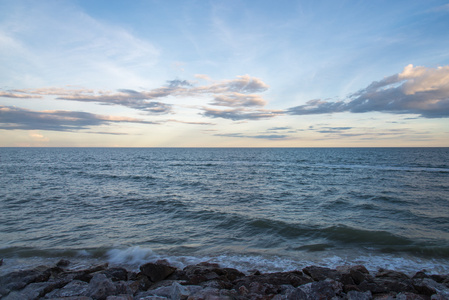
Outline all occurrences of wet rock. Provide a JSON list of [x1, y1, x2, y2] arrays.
[[45, 280, 89, 298], [0, 265, 51, 297], [413, 277, 449, 298], [376, 268, 410, 280], [103, 267, 130, 281], [181, 262, 245, 286], [106, 295, 133, 300], [303, 265, 341, 281], [337, 265, 371, 285], [233, 270, 313, 293], [56, 259, 71, 267], [395, 292, 428, 299], [140, 262, 177, 283], [297, 279, 343, 299], [347, 290, 373, 300], [85, 273, 117, 300]]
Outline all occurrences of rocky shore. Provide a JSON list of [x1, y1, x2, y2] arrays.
[[1, 259, 449, 299]]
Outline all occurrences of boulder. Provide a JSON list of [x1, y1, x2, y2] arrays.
[[0, 265, 52, 297], [297, 279, 343, 299], [85, 273, 117, 300], [347, 290, 373, 300], [140, 262, 177, 283], [44, 279, 89, 298], [302, 265, 341, 281]]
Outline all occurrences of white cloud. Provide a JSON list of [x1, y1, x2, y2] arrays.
[[288, 64, 449, 118]]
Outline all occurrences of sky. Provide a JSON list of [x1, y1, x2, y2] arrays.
[[1, 0, 449, 147]]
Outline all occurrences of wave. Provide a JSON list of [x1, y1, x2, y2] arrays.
[[315, 163, 449, 173], [2, 245, 449, 276]]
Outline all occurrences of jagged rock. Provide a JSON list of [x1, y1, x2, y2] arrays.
[[337, 265, 371, 285], [0, 265, 52, 297], [303, 265, 341, 281], [170, 282, 190, 299], [56, 259, 71, 267], [233, 270, 313, 293], [44, 279, 89, 298], [85, 273, 117, 300], [181, 262, 245, 286], [395, 292, 428, 299], [106, 295, 133, 300], [47, 297, 92, 300], [376, 268, 410, 280], [140, 262, 177, 282], [297, 279, 343, 299], [413, 278, 449, 298], [102, 267, 129, 281], [347, 290, 373, 300]]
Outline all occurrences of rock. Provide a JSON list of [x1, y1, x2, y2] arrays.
[[303, 265, 341, 281], [0, 265, 51, 297], [170, 282, 190, 299], [85, 273, 117, 300], [56, 259, 71, 267], [44, 279, 89, 298], [376, 268, 410, 280], [347, 290, 373, 300], [181, 262, 244, 286], [233, 270, 313, 293], [413, 278, 449, 298], [337, 265, 371, 285], [103, 267, 129, 281], [395, 292, 428, 299], [297, 279, 343, 299], [106, 295, 133, 300], [140, 262, 177, 283]]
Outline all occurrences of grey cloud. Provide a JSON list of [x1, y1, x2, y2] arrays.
[[202, 107, 283, 121], [215, 133, 289, 140], [0, 106, 156, 132], [288, 65, 449, 118], [210, 93, 266, 107], [167, 79, 192, 88], [267, 126, 293, 131], [0, 91, 42, 99], [2, 75, 270, 114]]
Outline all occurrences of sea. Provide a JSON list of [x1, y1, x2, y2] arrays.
[[1, 147, 448, 276]]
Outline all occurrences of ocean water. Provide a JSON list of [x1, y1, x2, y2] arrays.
[[1, 147, 448, 275]]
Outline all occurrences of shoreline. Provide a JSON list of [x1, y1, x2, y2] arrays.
[[1, 258, 449, 299]]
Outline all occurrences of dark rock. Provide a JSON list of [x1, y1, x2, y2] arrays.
[[103, 267, 129, 281], [376, 268, 410, 280], [0, 265, 51, 297], [413, 277, 449, 297], [337, 265, 371, 285], [395, 292, 429, 299], [140, 262, 177, 282], [44, 280, 89, 298], [412, 271, 430, 280], [85, 273, 117, 300], [56, 259, 71, 267], [302, 265, 341, 281], [181, 262, 245, 286], [233, 270, 313, 294], [296, 279, 343, 300], [347, 290, 373, 300], [106, 295, 133, 300]]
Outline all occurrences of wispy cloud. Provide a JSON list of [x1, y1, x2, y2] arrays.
[[288, 65, 449, 118], [202, 107, 283, 121], [215, 133, 290, 140], [2, 75, 270, 115], [0, 106, 156, 132]]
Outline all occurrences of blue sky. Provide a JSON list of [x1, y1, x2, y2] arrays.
[[1, 0, 448, 146]]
